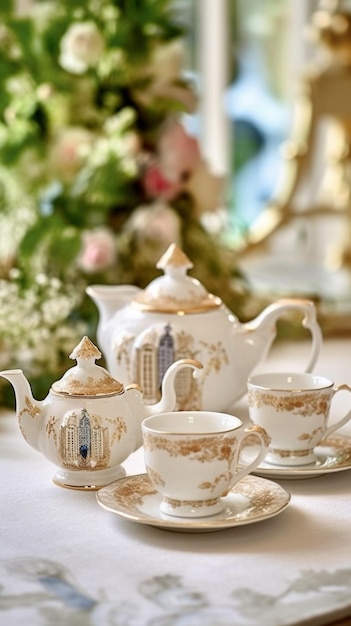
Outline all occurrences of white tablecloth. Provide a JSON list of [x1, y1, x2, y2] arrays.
[[2, 338, 351, 626]]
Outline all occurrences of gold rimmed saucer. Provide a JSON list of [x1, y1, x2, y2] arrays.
[[96, 473, 290, 533], [242, 434, 351, 480]]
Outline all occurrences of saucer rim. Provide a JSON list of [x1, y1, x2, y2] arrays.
[[96, 473, 291, 532], [250, 434, 351, 479]]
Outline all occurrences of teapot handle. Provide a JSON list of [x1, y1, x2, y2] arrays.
[[247, 297, 323, 373]]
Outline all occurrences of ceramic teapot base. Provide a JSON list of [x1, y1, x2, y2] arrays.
[[52, 465, 127, 490]]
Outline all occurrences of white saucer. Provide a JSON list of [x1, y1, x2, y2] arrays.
[[242, 434, 351, 480], [96, 473, 290, 533]]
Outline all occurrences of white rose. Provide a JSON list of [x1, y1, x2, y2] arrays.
[[127, 201, 181, 245], [59, 22, 105, 74], [133, 40, 196, 112]]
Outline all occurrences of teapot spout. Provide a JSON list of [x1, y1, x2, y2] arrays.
[[86, 284, 141, 329], [144, 359, 203, 418], [0, 369, 42, 451]]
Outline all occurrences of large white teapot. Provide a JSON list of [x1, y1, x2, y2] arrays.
[[0, 336, 202, 489], [87, 244, 322, 412]]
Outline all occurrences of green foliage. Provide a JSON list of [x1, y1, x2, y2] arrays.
[[0, 0, 245, 406]]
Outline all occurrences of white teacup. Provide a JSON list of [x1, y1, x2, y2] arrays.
[[247, 372, 351, 466], [141, 411, 270, 518]]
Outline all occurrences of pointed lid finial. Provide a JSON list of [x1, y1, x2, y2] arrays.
[[52, 336, 124, 396], [132, 243, 221, 313], [69, 336, 102, 361], [156, 243, 193, 272]]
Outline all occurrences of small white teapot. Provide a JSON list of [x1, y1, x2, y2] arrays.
[[0, 336, 202, 489], [86, 244, 323, 412]]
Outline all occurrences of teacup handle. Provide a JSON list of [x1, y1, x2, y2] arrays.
[[324, 384, 351, 439], [228, 424, 271, 489]]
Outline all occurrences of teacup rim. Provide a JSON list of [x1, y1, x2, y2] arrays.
[[142, 411, 242, 435], [247, 371, 333, 392]]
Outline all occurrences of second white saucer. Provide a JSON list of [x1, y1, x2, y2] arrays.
[[241, 434, 351, 480]]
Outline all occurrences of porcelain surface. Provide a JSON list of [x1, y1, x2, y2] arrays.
[[96, 473, 291, 532], [0, 337, 202, 489], [241, 434, 351, 479], [247, 372, 351, 466], [87, 243, 322, 412], [142, 411, 270, 518]]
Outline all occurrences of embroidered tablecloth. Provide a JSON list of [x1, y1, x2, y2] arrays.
[[2, 337, 351, 626]]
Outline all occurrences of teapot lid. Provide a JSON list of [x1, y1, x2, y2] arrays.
[[52, 336, 124, 396], [132, 243, 222, 313]]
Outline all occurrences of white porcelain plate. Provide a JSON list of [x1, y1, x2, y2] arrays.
[[96, 473, 290, 533], [241, 434, 351, 480]]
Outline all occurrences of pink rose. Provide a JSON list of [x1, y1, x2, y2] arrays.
[[78, 228, 116, 273], [142, 164, 181, 201], [141, 121, 202, 202], [158, 120, 201, 183]]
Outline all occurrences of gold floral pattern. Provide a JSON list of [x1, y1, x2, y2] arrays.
[[144, 433, 238, 494], [143, 433, 238, 464], [145, 465, 165, 487], [115, 333, 135, 372], [19, 396, 41, 420], [46, 415, 59, 444], [109, 474, 157, 512], [245, 424, 271, 448], [107, 416, 127, 445], [18, 396, 42, 442], [174, 330, 202, 410], [69, 336, 102, 361], [52, 336, 125, 396], [52, 372, 123, 396], [249, 435, 351, 478], [269, 447, 314, 459], [164, 496, 220, 510], [177, 338, 228, 411], [133, 291, 221, 313], [113, 326, 230, 412], [199, 339, 229, 375], [298, 426, 324, 443], [199, 472, 234, 494], [43, 410, 128, 471], [232, 475, 279, 516], [322, 436, 351, 466], [132, 245, 222, 313], [96, 473, 291, 530], [248, 389, 329, 417]]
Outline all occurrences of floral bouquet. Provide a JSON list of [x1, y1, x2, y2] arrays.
[[0, 0, 244, 405]]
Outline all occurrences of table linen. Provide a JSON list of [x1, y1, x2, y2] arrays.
[[1, 337, 351, 626]]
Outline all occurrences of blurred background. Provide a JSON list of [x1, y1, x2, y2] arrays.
[[1, 0, 351, 404]]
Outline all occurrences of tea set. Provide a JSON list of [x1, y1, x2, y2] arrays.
[[2, 243, 351, 530], [86, 243, 322, 411]]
